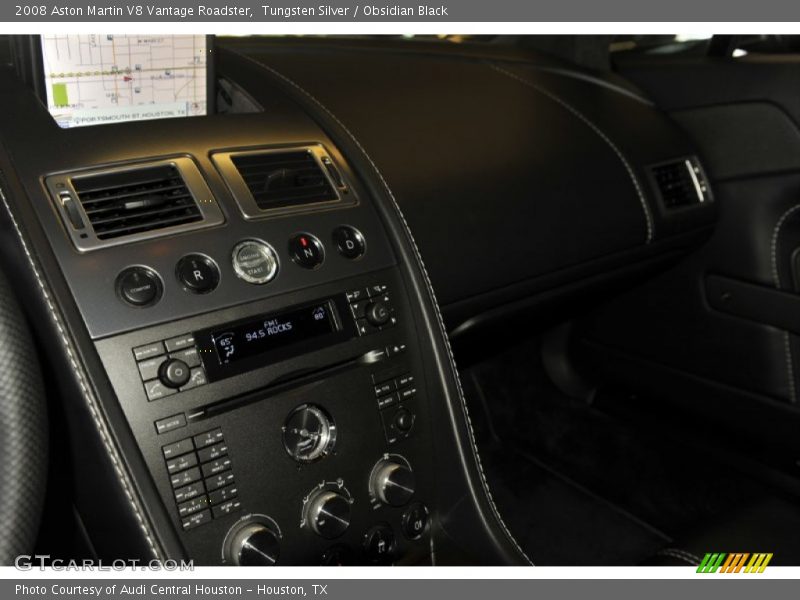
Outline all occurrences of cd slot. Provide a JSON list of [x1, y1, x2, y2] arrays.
[[187, 348, 387, 423]]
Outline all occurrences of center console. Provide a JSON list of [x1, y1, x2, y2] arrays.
[[0, 47, 528, 566]]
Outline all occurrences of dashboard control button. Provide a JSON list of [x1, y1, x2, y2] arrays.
[[332, 226, 365, 259], [197, 441, 228, 464], [166, 452, 198, 474], [227, 522, 280, 566], [170, 347, 201, 368], [212, 499, 242, 518], [178, 495, 209, 517], [321, 544, 355, 566], [385, 342, 407, 357], [162, 438, 194, 460], [401, 503, 430, 540], [374, 380, 395, 397], [208, 484, 238, 506], [283, 405, 337, 463], [138, 355, 167, 381], [367, 284, 388, 297], [117, 267, 162, 307], [396, 373, 415, 388], [304, 490, 352, 539], [399, 387, 417, 402], [150, 382, 181, 398], [202, 457, 232, 478], [194, 428, 224, 448], [288, 233, 325, 269], [232, 240, 278, 284], [377, 392, 399, 410], [176, 254, 219, 294], [205, 472, 235, 491], [181, 367, 208, 391], [164, 334, 195, 353], [159, 358, 191, 388], [363, 524, 396, 564], [174, 481, 205, 504], [182, 509, 212, 531], [350, 298, 370, 319], [371, 459, 416, 507], [155, 413, 187, 435], [365, 301, 391, 327], [133, 342, 165, 361], [394, 408, 415, 433], [345, 289, 366, 303], [170, 466, 201, 488]]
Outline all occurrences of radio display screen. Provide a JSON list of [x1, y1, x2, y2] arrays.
[[210, 301, 338, 366]]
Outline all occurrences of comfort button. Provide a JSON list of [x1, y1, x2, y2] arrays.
[[117, 267, 162, 307]]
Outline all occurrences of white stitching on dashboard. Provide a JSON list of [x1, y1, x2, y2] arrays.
[[488, 62, 654, 244], [0, 183, 161, 560], [228, 49, 533, 565], [770, 203, 800, 404]]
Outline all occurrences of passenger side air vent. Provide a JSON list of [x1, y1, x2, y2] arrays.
[[211, 146, 351, 220], [45, 158, 225, 252], [231, 150, 338, 210], [649, 157, 711, 209]]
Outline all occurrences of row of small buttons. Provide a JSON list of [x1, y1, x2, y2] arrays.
[[133, 334, 208, 401], [117, 227, 366, 308], [162, 427, 242, 530]]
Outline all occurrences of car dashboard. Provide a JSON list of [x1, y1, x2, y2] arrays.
[[0, 36, 719, 566]]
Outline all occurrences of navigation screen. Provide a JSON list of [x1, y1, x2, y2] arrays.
[[210, 302, 338, 367], [40, 34, 208, 128]]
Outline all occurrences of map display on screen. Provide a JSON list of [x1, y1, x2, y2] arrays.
[[40, 34, 208, 128]]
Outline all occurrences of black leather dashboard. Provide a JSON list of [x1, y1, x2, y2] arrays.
[[218, 38, 717, 332]]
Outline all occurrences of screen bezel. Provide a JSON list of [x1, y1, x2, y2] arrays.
[[23, 34, 216, 128], [194, 295, 357, 384]]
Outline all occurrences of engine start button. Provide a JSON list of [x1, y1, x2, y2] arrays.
[[231, 240, 278, 285]]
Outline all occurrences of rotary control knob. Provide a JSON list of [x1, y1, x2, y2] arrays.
[[370, 460, 416, 507], [304, 490, 352, 539], [158, 358, 191, 388], [227, 522, 280, 566], [365, 300, 391, 327]]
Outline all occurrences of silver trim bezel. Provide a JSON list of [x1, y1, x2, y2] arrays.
[[210, 144, 355, 221], [44, 156, 225, 253]]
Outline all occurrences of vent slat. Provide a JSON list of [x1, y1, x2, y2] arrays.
[[231, 150, 338, 211], [73, 164, 203, 240], [88, 202, 198, 227], [83, 193, 195, 216], [95, 213, 203, 239], [78, 182, 187, 205]]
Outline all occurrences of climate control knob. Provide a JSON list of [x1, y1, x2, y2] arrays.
[[370, 460, 416, 507], [304, 490, 351, 539], [227, 522, 280, 566]]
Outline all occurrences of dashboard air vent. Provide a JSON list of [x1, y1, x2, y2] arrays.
[[230, 150, 339, 211], [650, 157, 711, 209], [72, 164, 203, 240]]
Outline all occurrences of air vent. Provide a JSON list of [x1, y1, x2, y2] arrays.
[[72, 164, 202, 239], [230, 150, 339, 211], [46, 158, 225, 252], [650, 157, 711, 209]]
